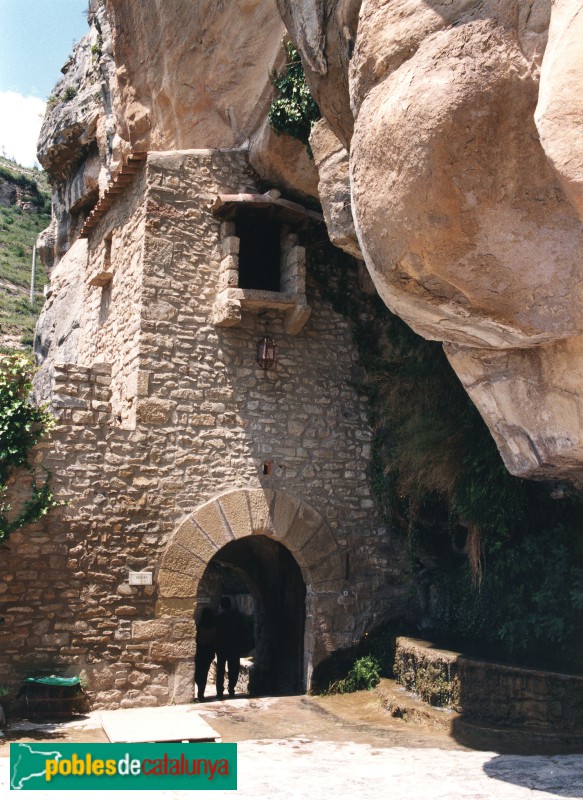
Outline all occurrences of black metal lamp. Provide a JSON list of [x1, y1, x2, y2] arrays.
[[256, 336, 276, 370]]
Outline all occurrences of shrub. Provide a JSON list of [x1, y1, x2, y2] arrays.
[[268, 40, 321, 153], [308, 237, 583, 666], [62, 86, 78, 103], [325, 656, 381, 695]]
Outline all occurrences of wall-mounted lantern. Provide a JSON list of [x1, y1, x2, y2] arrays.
[[256, 336, 276, 370]]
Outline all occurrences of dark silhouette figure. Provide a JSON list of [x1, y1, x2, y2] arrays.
[[195, 607, 217, 702], [216, 596, 243, 698]]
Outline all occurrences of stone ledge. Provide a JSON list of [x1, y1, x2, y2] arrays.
[[395, 636, 583, 733], [211, 288, 311, 334]]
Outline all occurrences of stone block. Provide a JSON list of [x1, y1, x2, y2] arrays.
[[272, 492, 301, 541], [285, 303, 311, 335], [218, 491, 253, 539], [247, 489, 274, 534], [157, 569, 198, 598], [173, 619, 195, 638], [190, 414, 216, 426], [150, 640, 195, 661], [136, 371, 150, 396], [91, 362, 112, 376], [286, 503, 324, 552], [211, 295, 242, 327], [220, 254, 238, 273], [308, 552, 345, 589], [281, 233, 299, 250], [155, 598, 195, 618], [173, 518, 203, 554], [193, 501, 232, 547], [219, 269, 239, 290], [136, 398, 175, 424], [120, 694, 160, 708], [285, 245, 306, 269], [172, 660, 195, 704], [52, 396, 88, 409], [221, 236, 240, 257], [162, 544, 205, 577], [132, 619, 173, 641], [220, 221, 235, 238], [71, 410, 96, 425]]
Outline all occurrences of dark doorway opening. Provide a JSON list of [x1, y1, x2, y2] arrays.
[[197, 535, 305, 695], [235, 211, 281, 292]]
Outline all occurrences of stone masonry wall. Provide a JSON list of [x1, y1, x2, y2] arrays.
[[0, 149, 412, 709], [35, 166, 147, 428]]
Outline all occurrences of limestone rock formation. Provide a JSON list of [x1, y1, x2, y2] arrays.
[[36, 0, 583, 481], [277, 0, 583, 482], [102, 0, 318, 196], [309, 119, 362, 261], [37, 0, 319, 273], [37, 0, 119, 268]]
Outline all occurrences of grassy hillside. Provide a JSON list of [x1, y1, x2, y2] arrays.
[[0, 156, 52, 351]]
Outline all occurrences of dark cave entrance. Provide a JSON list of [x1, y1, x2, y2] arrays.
[[197, 535, 306, 695]]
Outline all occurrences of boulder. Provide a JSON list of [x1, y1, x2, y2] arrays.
[[280, 0, 583, 481]]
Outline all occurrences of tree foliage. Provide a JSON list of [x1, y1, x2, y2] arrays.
[[268, 40, 321, 152], [0, 354, 59, 542]]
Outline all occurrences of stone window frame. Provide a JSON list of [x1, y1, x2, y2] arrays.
[[211, 192, 323, 336]]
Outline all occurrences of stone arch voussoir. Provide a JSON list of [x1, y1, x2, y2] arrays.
[[156, 488, 343, 616], [154, 488, 347, 699]]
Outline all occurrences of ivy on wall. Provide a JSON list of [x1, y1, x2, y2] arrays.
[[268, 40, 321, 153], [0, 354, 59, 542]]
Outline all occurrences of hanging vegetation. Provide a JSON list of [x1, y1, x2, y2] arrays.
[[308, 237, 583, 665], [0, 354, 60, 542], [268, 40, 321, 153]]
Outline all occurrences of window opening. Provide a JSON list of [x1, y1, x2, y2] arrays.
[[236, 211, 281, 292]]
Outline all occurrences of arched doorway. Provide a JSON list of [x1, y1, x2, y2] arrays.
[[197, 535, 306, 694], [156, 488, 346, 703]]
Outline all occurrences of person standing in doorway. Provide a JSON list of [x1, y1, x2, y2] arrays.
[[195, 607, 217, 702], [216, 596, 242, 698]]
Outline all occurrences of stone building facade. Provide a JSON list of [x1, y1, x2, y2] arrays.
[[0, 149, 411, 707]]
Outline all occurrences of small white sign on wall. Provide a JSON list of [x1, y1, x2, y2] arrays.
[[128, 571, 153, 586]]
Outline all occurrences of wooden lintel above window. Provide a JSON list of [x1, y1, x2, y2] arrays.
[[212, 192, 323, 225]]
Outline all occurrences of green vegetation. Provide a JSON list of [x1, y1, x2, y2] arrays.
[[309, 238, 583, 666], [46, 84, 80, 109], [91, 34, 103, 59], [0, 156, 51, 350], [324, 656, 382, 695], [0, 354, 59, 543], [268, 40, 321, 154], [62, 86, 78, 103]]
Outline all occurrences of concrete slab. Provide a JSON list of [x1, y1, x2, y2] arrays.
[[99, 704, 221, 743]]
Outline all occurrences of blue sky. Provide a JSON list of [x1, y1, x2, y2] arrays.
[[0, 0, 89, 165]]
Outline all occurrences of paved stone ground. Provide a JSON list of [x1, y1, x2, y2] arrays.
[[1, 694, 582, 799]]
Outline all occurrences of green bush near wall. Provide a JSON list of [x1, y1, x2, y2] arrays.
[[0, 354, 59, 542]]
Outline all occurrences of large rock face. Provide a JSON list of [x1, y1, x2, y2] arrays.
[[278, 0, 583, 482], [37, 0, 583, 481], [101, 0, 318, 196], [37, 0, 119, 268], [37, 0, 318, 270]]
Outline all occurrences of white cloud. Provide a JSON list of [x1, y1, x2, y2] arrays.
[[0, 91, 46, 168]]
